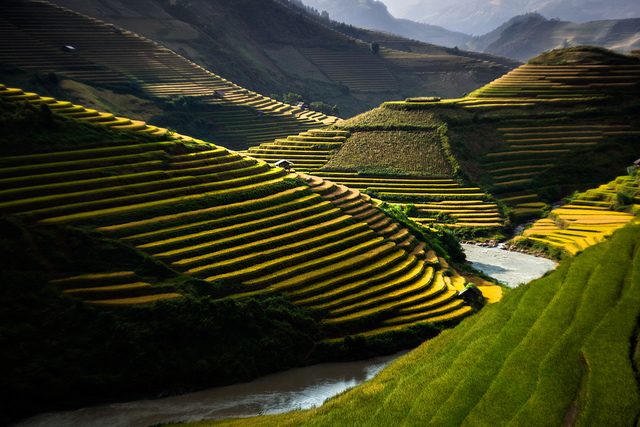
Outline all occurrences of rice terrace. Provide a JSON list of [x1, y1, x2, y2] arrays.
[[0, 0, 639, 425]]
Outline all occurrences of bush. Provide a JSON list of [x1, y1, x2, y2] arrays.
[[614, 190, 635, 208]]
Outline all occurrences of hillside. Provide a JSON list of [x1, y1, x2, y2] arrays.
[[0, 85, 506, 424], [360, 47, 640, 219], [465, 13, 640, 61], [294, 0, 472, 48], [243, 107, 506, 235], [517, 172, 640, 257], [245, 47, 640, 237], [39, 0, 515, 116], [0, 0, 345, 151], [194, 219, 640, 426], [386, 0, 640, 36]]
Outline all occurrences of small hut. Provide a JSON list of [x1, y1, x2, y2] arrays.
[[274, 159, 294, 171], [458, 285, 482, 303]]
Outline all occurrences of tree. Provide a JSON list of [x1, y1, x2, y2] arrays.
[[310, 101, 332, 115], [371, 42, 379, 54], [282, 92, 304, 105]]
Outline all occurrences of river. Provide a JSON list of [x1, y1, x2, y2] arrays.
[[14, 351, 408, 427], [15, 247, 556, 426], [461, 243, 557, 288]]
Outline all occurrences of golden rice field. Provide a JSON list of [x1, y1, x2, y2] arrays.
[[518, 175, 640, 254], [0, 87, 490, 339]]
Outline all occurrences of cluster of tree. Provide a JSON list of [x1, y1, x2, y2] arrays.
[[280, 92, 340, 116], [280, 0, 329, 19]]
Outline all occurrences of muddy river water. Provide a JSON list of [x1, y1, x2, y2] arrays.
[[461, 243, 557, 288], [15, 352, 408, 427], [15, 246, 556, 426]]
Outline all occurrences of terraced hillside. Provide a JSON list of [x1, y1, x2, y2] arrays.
[[519, 174, 640, 255], [0, 86, 489, 332], [2, 87, 507, 423], [201, 220, 640, 426], [378, 47, 640, 218], [461, 64, 640, 106], [245, 108, 505, 233], [0, 0, 338, 149], [248, 47, 639, 235], [0, 83, 177, 138], [15, 0, 517, 119], [244, 129, 349, 172], [299, 47, 397, 93]]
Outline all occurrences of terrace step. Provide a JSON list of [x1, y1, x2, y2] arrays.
[[240, 238, 395, 291]]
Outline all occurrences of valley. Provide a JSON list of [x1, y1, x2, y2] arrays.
[[0, 0, 639, 425]]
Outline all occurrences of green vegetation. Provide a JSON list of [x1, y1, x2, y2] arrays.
[[333, 106, 440, 131], [0, 221, 319, 423], [3, 15, 640, 427], [351, 48, 640, 222], [188, 221, 640, 426], [519, 173, 640, 256]]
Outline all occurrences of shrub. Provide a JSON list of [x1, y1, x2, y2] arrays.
[[614, 190, 635, 208]]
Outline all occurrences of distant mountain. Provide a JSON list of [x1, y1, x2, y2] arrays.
[[300, 0, 640, 62], [388, 0, 640, 36], [298, 0, 471, 47], [464, 13, 640, 61]]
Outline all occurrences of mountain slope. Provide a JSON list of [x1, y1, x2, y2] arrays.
[[519, 173, 640, 256], [465, 13, 640, 61], [199, 219, 640, 426], [372, 47, 640, 218], [0, 85, 493, 423], [42, 0, 515, 116], [389, 0, 640, 36], [245, 47, 640, 233], [297, 0, 471, 47]]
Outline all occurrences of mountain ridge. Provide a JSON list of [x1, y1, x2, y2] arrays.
[[466, 13, 640, 61], [300, 0, 640, 61]]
